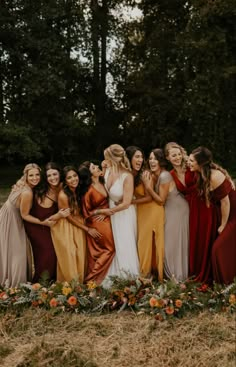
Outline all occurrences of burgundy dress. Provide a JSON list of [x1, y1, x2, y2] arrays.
[[24, 197, 57, 282], [171, 169, 213, 283], [211, 180, 236, 284]]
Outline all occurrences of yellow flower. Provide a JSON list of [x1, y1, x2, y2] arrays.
[[175, 299, 183, 308], [62, 286, 72, 296], [229, 294, 236, 304], [87, 281, 97, 290]]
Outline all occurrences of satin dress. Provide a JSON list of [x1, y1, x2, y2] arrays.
[[81, 185, 115, 284]]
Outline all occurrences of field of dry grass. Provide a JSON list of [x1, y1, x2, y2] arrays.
[[0, 309, 235, 367]]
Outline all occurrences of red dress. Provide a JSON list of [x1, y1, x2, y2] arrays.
[[211, 180, 236, 284], [24, 198, 57, 282], [81, 185, 115, 285], [171, 169, 213, 283]]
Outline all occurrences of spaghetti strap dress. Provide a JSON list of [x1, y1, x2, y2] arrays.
[[24, 197, 57, 282], [0, 188, 29, 287]]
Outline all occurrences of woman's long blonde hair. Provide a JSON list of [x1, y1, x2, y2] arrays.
[[164, 142, 189, 170], [104, 144, 131, 172], [12, 163, 41, 191]]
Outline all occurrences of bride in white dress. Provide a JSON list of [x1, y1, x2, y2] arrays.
[[100, 144, 140, 280]]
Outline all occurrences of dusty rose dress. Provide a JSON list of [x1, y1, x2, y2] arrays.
[[0, 189, 29, 287]]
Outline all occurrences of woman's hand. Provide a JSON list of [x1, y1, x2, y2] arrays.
[[42, 219, 57, 227], [87, 227, 102, 239], [142, 171, 152, 189], [93, 214, 106, 222], [58, 208, 70, 218], [218, 224, 226, 234]]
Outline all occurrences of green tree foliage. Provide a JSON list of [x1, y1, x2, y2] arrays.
[[0, 0, 235, 170]]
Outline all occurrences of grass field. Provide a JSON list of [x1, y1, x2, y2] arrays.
[[0, 185, 235, 367], [0, 309, 235, 367]]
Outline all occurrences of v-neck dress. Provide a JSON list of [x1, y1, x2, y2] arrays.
[[104, 170, 140, 279]]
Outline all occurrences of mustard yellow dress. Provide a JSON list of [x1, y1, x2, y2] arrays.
[[135, 183, 165, 281], [51, 215, 87, 283]]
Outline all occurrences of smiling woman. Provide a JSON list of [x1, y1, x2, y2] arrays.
[[23, 162, 70, 283], [0, 163, 41, 287], [50, 166, 101, 283], [78, 161, 115, 285]]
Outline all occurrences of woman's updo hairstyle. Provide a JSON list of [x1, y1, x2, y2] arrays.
[[104, 144, 131, 171]]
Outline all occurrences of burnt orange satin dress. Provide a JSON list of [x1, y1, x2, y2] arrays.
[[81, 185, 115, 284]]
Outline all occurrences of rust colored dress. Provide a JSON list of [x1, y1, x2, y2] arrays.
[[211, 180, 236, 284], [81, 185, 115, 284], [24, 197, 57, 283]]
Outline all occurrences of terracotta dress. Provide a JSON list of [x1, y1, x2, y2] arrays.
[[135, 182, 164, 281], [0, 188, 29, 287], [211, 179, 236, 284], [51, 212, 87, 283], [156, 171, 189, 281], [24, 197, 57, 282], [81, 185, 115, 284], [171, 169, 212, 282]]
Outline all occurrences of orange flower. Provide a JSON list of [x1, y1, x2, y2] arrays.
[[156, 299, 165, 308], [149, 297, 158, 308], [175, 299, 183, 308], [165, 306, 175, 315], [67, 296, 77, 306], [155, 313, 164, 322], [31, 300, 39, 307], [32, 283, 41, 291], [0, 292, 8, 300], [229, 294, 236, 304], [49, 298, 58, 308]]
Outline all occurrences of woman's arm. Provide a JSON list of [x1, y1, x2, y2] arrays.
[[142, 171, 168, 205], [218, 195, 230, 234], [98, 173, 134, 215], [58, 191, 102, 239], [20, 190, 55, 227]]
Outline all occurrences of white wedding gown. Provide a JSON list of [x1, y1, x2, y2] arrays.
[[104, 170, 140, 281]]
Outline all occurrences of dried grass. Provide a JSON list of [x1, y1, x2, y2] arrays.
[[0, 310, 235, 367]]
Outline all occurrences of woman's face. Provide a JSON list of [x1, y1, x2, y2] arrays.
[[89, 163, 102, 177], [46, 169, 60, 187], [65, 170, 79, 189], [188, 154, 200, 172], [27, 168, 41, 188], [131, 150, 143, 172], [168, 147, 182, 167], [149, 152, 160, 173]]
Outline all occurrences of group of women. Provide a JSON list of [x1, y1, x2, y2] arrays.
[[0, 143, 235, 289]]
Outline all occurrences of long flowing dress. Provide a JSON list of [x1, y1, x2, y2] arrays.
[[0, 189, 29, 287], [171, 169, 212, 282], [156, 171, 189, 281], [135, 182, 164, 281], [211, 179, 236, 284], [104, 170, 140, 278], [81, 185, 115, 284], [51, 214, 87, 283], [24, 197, 57, 282]]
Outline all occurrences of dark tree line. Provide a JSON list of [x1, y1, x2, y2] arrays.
[[0, 0, 236, 171]]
